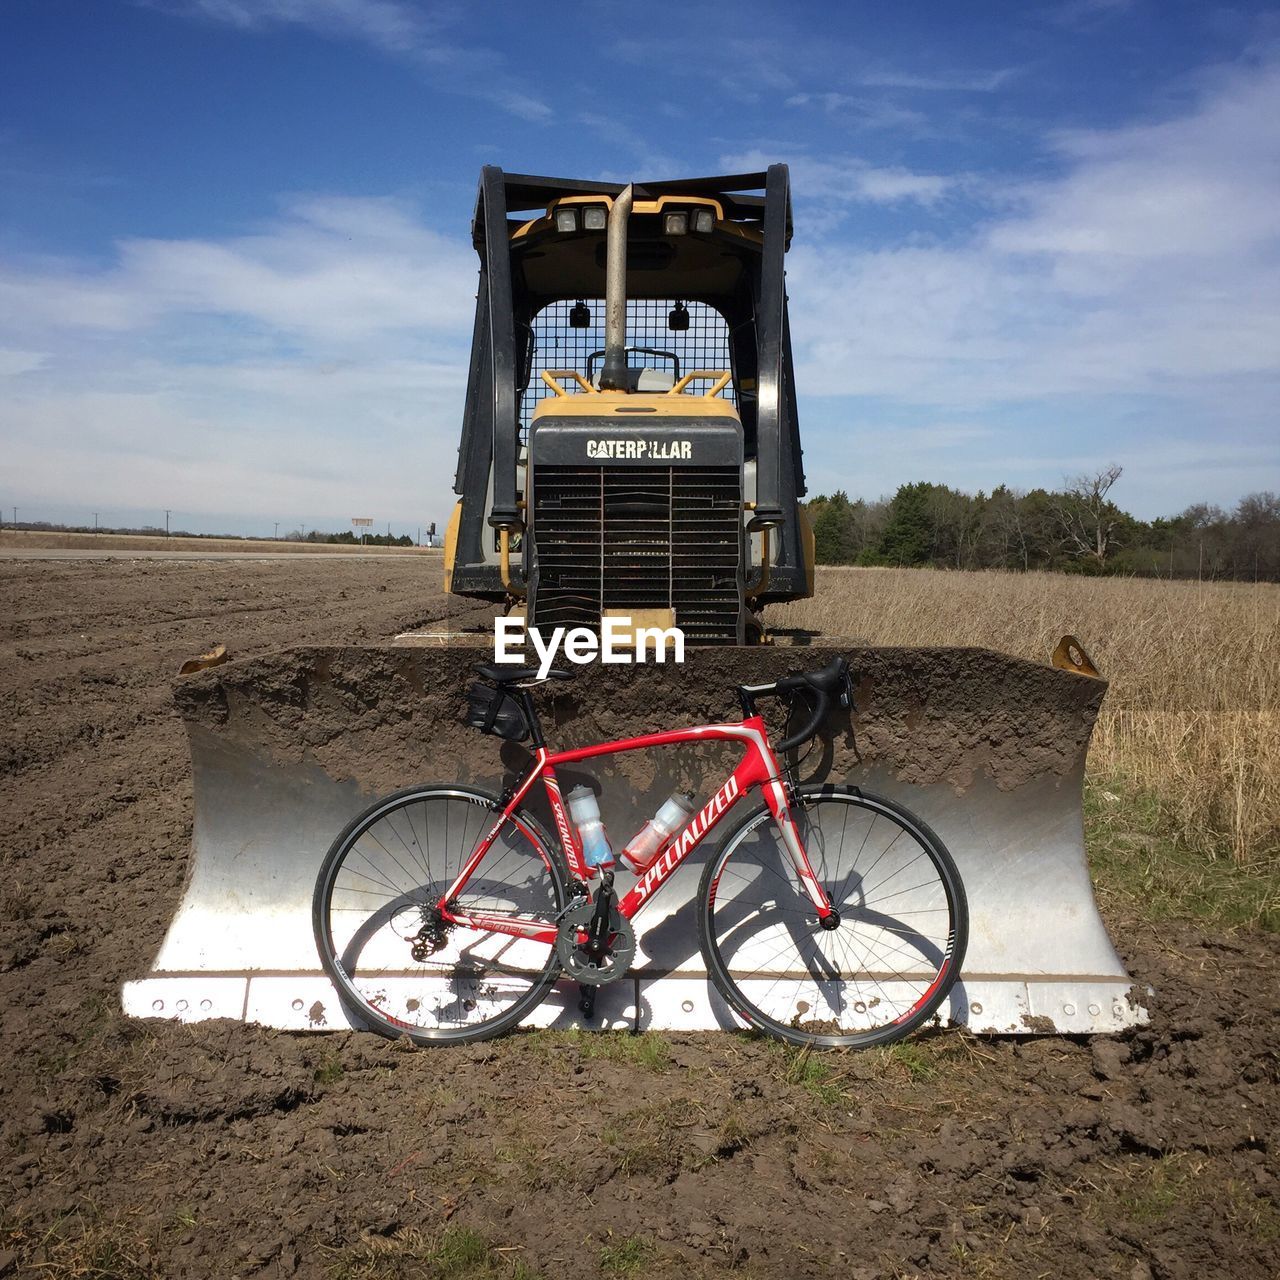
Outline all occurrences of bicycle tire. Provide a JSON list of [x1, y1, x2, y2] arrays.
[[697, 784, 968, 1049], [313, 784, 570, 1045]]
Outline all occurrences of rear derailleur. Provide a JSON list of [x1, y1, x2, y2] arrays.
[[408, 904, 451, 962], [555, 873, 636, 1019]]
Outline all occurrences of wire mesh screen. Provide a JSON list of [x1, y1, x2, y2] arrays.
[[520, 298, 734, 438]]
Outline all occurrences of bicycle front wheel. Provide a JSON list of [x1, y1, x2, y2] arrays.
[[698, 785, 967, 1049], [313, 785, 569, 1045]]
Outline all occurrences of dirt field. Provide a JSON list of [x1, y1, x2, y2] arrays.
[[2, 559, 1278, 1279]]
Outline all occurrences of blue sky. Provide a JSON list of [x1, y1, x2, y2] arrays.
[[2, 0, 1278, 536]]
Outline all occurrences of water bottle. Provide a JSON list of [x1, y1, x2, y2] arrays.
[[566, 786, 614, 871], [620, 791, 698, 874]]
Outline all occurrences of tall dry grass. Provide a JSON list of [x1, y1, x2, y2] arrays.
[[771, 568, 1280, 867]]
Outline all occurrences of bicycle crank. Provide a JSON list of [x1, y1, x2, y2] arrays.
[[555, 898, 636, 986]]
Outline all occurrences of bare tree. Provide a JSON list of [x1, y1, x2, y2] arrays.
[[988, 488, 1031, 570], [1054, 464, 1124, 571]]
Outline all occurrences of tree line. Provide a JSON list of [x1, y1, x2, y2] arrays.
[[806, 468, 1280, 580], [6, 521, 420, 547]]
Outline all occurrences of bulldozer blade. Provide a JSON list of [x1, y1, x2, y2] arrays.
[[123, 645, 1147, 1037]]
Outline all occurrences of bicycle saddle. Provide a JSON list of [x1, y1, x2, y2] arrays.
[[473, 664, 574, 683]]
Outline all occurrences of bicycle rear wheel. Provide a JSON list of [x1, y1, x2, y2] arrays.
[[697, 785, 967, 1049], [313, 785, 569, 1045]]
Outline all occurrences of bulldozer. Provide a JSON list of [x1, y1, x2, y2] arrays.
[[121, 167, 1148, 1040], [444, 166, 813, 643]]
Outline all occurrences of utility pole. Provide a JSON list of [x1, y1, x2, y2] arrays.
[[165, 509, 171, 537]]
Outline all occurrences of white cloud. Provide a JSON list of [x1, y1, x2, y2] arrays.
[[7, 50, 1279, 529], [722, 149, 959, 211], [1, 196, 476, 342], [3, 370, 464, 522], [788, 56, 1280, 406], [779, 55, 1280, 514], [856, 68, 1020, 93], [151, 0, 553, 121], [781, 92, 929, 132], [991, 60, 1280, 264], [1049, 0, 1137, 29], [853, 168, 955, 205], [0, 348, 48, 377], [0, 195, 477, 527]]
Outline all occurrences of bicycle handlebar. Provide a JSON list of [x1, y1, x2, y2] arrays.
[[737, 657, 853, 754]]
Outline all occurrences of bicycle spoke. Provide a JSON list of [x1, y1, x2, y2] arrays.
[[703, 791, 964, 1047], [317, 789, 565, 1044]]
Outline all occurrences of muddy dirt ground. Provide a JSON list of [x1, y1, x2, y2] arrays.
[[2, 558, 1277, 1279]]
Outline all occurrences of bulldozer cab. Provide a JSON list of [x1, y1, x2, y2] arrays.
[[446, 167, 814, 644]]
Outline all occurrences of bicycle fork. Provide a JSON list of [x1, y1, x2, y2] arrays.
[[763, 780, 838, 926]]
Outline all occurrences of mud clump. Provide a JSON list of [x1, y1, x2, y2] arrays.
[[1, 558, 1277, 1279], [175, 642, 1104, 799]]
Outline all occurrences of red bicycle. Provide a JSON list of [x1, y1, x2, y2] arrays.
[[312, 658, 968, 1049]]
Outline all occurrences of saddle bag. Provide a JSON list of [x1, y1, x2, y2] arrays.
[[462, 681, 530, 742]]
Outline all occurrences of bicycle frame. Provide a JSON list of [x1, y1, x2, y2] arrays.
[[437, 715, 835, 943]]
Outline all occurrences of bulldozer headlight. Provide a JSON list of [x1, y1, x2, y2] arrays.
[[569, 299, 592, 328], [668, 301, 690, 332], [582, 205, 607, 231], [663, 211, 689, 236], [693, 208, 714, 234], [554, 207, 578, 233]]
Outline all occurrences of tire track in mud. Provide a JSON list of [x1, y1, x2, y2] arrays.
[[1, 560, 487, 777], [0, 559, 491, 998]]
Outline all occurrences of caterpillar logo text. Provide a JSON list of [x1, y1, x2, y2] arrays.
[[585, 439, 693, 461]]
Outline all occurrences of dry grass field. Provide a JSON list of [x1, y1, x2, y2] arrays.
[[775, 568, 1280, 891]]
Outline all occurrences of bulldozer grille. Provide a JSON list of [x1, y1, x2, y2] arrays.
[[531, 465, 742, 644]]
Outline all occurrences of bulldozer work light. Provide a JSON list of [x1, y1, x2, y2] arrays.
[[663, 211, 688, 236], [582, 205, 607, 230], [554, 207, 578, 233], [693, 208, 714, 233], [668, 301, 690, 332], [569, 299, 592, 328]]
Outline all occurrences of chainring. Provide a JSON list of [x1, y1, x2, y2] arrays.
[[555, 898, 636, 986]]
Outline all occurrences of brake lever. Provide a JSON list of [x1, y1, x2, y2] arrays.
[[839, 669, 855, 711]]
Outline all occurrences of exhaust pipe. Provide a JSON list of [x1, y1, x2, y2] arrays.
[[598, 184, 634, 391]]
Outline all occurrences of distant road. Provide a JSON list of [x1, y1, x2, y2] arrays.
[[0, 549, 434, 562], [0, 529, 440, 557], [0, 529, 442, 561]]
